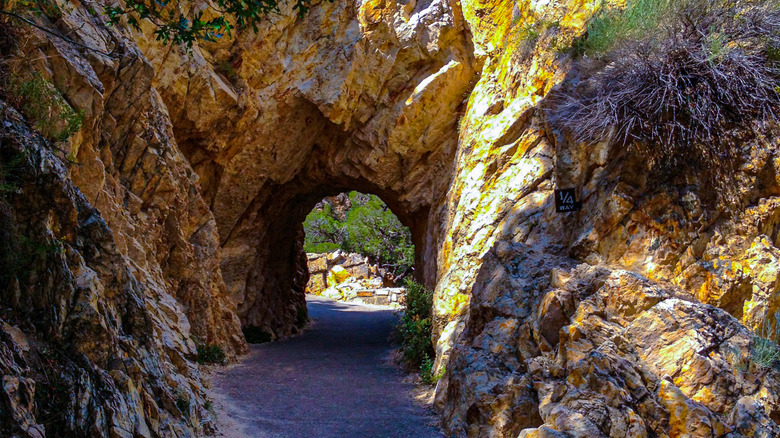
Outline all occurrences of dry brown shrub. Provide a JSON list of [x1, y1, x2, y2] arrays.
[[546, 0, 780, 210]]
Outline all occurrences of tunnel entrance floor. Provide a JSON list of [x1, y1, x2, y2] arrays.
[[206, 295, 445, 438]]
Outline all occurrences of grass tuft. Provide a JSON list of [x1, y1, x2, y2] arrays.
[[3, 71, 83, 142], [175, 395, 190, 418], [196, 344, 226, 365], [583, 0, 674, 55], [750, 311, 780, 370]]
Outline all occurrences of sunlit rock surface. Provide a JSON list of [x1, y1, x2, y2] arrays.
[[306, 251, 406, 304], [2, 0, 780, 436], [0, 104, 221, 436]]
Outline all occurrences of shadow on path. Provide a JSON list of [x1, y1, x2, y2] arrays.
[[209, 295, 446, 438]]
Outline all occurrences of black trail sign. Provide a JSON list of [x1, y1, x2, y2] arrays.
[[555, 188, 582, 213]]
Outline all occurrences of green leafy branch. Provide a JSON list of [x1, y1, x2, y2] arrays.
[[3, 0, 334, 50], [104, 0, 335, 47]]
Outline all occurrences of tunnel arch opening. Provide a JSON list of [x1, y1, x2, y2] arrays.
[[172, 95, 459, 347], [236, 176, 435, 344]]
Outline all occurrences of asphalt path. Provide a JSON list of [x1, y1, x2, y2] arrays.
[[209, 295, 445, 438]]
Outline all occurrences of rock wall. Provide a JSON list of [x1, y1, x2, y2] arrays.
[[306, 251, 388, 294], [0, 3, 245, 436], [430, 0, 780, 436], [0, 103, 218, 436], [306, 251, 406, 305]]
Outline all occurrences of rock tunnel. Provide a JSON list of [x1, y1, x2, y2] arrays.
[[231, 175, 436, 339], [132, 0, 478, 340], [174, 92, 462, 338], [7, 0, 780, 435]]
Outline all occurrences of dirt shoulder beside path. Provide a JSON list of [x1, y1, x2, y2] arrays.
[[205, 295, 445, 438]]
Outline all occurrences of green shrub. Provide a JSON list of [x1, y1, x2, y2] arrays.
[[196, 344, 226, 365], [395, 279, 435, 373], [4, 71, 83, 142], [243, 326, 273, 344], [420, 354, 445, 385], [404, 279, 432, 322], [175, 395, 190, 418]]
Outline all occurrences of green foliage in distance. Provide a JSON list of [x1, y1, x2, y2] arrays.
[[303, 191, 415, 278], [304, 201, 346, 250]]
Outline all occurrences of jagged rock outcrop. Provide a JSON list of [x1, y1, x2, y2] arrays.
[[3, 0, 780, 436], [1, 3, 245, 435], [0, 104, 219, 436], [428, 0, 780, 436]]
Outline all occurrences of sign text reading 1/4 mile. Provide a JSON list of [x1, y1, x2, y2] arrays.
[[554, 188, 582, 213]]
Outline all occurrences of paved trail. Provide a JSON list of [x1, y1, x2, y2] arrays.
[[208, 295, 446, 438]]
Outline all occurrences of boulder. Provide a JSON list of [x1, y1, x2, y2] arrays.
[[327, 266, 351, 287]]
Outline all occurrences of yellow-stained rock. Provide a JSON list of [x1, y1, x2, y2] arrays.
[[327, 266, 351, 286]]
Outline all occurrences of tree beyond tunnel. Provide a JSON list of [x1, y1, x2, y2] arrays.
[[303, 191, 415, 281]]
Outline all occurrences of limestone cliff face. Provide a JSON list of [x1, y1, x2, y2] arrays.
[[1, 3, 245, 436], [430, 0, 780, 436], [3, 0, 780, 436]]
